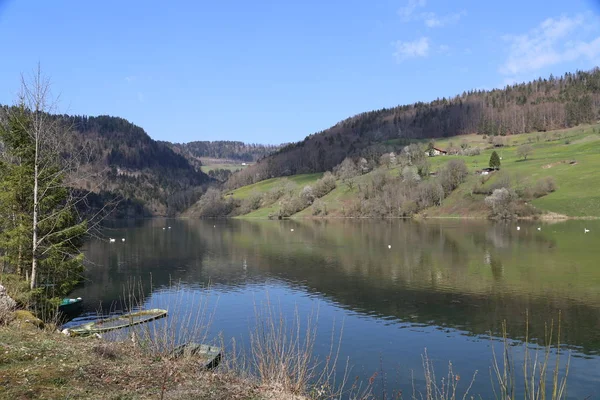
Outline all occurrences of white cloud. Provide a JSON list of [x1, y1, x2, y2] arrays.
[[500, 14, 600, 75], [398, 0, 465, 28], [438, 44, 450, 54], [398, 0, 426, 20], [393, 37, 430, 62], [423, 11, 466, 28]]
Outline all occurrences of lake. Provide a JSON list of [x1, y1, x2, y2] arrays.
[[70, 218, 600, 398]]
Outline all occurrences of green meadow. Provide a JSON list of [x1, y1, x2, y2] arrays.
[[233, 124, 600, 219]]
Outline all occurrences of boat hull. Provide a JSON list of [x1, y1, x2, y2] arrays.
[[67, 309, 168, 336], [172, 343, 222, 370]]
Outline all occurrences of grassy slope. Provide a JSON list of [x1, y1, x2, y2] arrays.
[[229, 173, 323, 218], [233, 125, 600, 218]]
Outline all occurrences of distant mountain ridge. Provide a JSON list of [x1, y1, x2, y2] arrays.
[[227, 68, 600, 188], [164, 140, 283, 171]]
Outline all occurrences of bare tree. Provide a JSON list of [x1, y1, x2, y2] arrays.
[[517, 144, 534, 160], [6, 66, 114, 291]]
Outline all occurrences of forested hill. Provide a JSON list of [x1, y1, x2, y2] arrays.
[[64, 115, 211, 216], [166, 140, 282, 166], [227, 69, 600, 188], [0, 110, 211, 217]]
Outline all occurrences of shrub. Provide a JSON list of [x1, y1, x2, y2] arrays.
[[311, 199, 327, 216], [197, 188, 236, 217], [533, 176, 556, 198], [485, 188, 519, 219], [438, 159, 468, 195], [402, 166, 420, 183], [279, 195, 310, 217], [239, 192, 263, 214], [460, 147, 481, 156], [300, 185, 315, 205], [312, 172, 336, 198], [416, 181, 445, 208]]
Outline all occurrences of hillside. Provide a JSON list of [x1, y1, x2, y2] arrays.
[[165, 140, 282, 183], [227, 69, 600, 189], [0, 109, 211, 217], [69, 115, 212, 216], [187, 124, 600, 219]]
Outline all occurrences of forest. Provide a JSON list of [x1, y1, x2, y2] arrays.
[[226, 69, 600, 189], [167, 140, 282, 163]]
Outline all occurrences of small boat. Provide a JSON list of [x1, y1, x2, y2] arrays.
[[67, 309, 167, 336], [58, 297, 83, 314], [171, 342, 222, 369]]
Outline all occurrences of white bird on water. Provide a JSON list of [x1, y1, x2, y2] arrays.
[[388, 245, 391, 249], [162, 227, 166, 230], [517, 226, 521, 231], [290, 228, 294, 232], [109, 238, 116, 243], [122, 238, 126, 242], [537, 227, 541, 231], [585, 228, 590, 233], [168, 226, 171, 229]]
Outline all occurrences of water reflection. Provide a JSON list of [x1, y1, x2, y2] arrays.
[[72, 218, 600, 398]]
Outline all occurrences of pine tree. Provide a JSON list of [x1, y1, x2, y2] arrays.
[[489, 151, 501, 170]]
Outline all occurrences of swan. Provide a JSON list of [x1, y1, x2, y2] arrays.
[[585, 228, 590, 233], [388, 245, 391, 249], [537, 227, 541, 231], [516, 226, 520, 231], [109, 238, 116, 243], [122, 238, 125, 242]]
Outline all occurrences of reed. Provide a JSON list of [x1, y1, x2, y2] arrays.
[[490, 311, 570, 400]]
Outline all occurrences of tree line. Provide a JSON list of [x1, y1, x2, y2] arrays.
[[227, 68, 600, 189], [168, 140, 282, 163]]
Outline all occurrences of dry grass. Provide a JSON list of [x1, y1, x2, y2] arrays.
[[0, 322, 306, 399], [490, 312, 570, 400]]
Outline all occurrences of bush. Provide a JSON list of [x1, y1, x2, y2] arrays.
[[311, 199, 328, 216], [533, 176, 556, 198], [279, 195, 309, 217], [461, 147, 481, 156], [438, 159, 468, 195], [312, 172, 336, 198], [300, 185, 315, 205], [416, 181, 445, 208], [239, 192, 263, 214], [485, 188, 519, 219], [197, 188, 236, 217], [402, 166, 420, 184]]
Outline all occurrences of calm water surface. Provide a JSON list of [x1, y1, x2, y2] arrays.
[[71, 219, 600, 398]]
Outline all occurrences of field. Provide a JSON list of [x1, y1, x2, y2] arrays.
[[199, 157, 252, 173], [232, 124, 600, 219]]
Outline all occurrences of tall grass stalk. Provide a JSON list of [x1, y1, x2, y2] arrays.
[[106, 277, 217, 357], [412, 349, 477, 400], [247, 294, 372, 399], [491, 311, 570, 400]]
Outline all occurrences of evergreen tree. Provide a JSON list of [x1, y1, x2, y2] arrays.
[[489, 151, 501, 170], [0, 71, 87, 303]]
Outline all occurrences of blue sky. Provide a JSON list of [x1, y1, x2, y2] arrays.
[[1, 0, 599, 144]]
